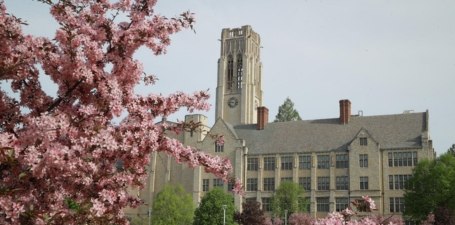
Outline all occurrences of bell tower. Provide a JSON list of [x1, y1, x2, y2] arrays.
[[215, 25, 263, 126]]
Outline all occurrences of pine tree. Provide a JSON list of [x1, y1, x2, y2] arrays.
[[274, 97, 302, 122]]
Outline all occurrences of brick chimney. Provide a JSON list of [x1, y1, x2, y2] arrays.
[[257, 106, 269, 130], [339, 99, 351, 124]]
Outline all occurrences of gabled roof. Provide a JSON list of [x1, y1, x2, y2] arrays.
[[233, 112, 427, 155]]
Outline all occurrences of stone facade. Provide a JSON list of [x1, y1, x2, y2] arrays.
[[125, 26, 436, 221]]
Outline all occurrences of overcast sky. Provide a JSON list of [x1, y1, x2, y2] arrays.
[[3, 0, 455, 155]]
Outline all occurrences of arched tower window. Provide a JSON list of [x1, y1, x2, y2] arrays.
[[236, 54, 243, 89], [227, 55, 234, 89]]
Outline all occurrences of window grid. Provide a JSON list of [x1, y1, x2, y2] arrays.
[[281, 177, 293, 182], [247, 178, 258, 191], [215, 143, 224, 152], [318, 177, 330, 191], [213, 179, 223, 189], [202, 179, 209, 192], [389, 175, 412, 190], [317, 198, 330, 212], [262, 198, 271, 211], [247, 158, 258, 171], [360, 177, 369, 190], [389, 151, 418, 167], [317, 155, 329, 169], [336, 198, 349, 212], [263, 178, 275, 191], [360, 154, 368, 167], [299, 177, 311, 191], [336, 154, 348, 168], [281, 156, 293, 170], [264, 157, 275, 171], [390, 198, 404, 212], [299, 156, 311, 169], [360, 138, 368, 145], [336, 176, 349, 190]]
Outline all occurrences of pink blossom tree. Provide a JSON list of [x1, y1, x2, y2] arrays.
[[0, 0, 242, 224], [288, 212, 314, 225]]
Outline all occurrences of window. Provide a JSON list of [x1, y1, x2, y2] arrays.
[[318, 177, 330, 190], [281, 177, 293, 182], [236, 54, 243, 89], [227, 55, 234, 89], [247, 158, 258, 171], [262, 198, 271, 211], [359, 154, 368, 167], [389, 175, 412, 190], [281, 156, 293, 170], [215, 143, 224, 152], [317, 155, 329, 169], [336, 154, 348, 168], [263, 178, 275, 191], [247, 178, 258, 191], [360, 177, 369, 190], [388, 153, 393, 167], [390, 197, 404, 212], [202, 179, 209, 191], [336, 176, 349, 190], [299, 156, 311, 169], [336, 198, 349, 212], [360, 138, 367, 145], [299, 177, 311, 191], [317, 198, 329, 212], [246, 198, 256, 203], [213, 179, 223, 189], [264, 157, 275, 171], [228, 181, 234, 191], [389, 151, 418, 167]]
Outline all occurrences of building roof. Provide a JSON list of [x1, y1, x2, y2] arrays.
[[233, 112, 428, 155]]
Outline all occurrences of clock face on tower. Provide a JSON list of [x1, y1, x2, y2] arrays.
[[227, 97, 238, 108]]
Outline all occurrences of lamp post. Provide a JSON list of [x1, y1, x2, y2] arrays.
[[222, 205, 227, 225], [284, 210, 288, 225]]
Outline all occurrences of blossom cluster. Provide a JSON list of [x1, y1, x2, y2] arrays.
[[0, 0, 241, 224], [267, 196, 404, 225]]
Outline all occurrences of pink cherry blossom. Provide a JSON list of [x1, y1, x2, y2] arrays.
[[0, 0, 240, 224]]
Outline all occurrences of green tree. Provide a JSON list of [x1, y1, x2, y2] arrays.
[[151, 184, 195, 225], [404, 153, 455, 223], [447, 144, 455, 157], [270, 181, 308, 218], [193, 187, 236, 225], [274, 97, 302, 122]]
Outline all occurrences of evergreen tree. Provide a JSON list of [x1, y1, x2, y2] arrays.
[[447, 144, 455, 157], [151, 184, 194, 225], [274, 97, 302, 122], [193, 188, 236, 225]]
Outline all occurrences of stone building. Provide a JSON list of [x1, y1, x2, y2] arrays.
[[125, 25, 435, 221]]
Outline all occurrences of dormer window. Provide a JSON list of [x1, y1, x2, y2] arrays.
[[360, 138, 367, 146]]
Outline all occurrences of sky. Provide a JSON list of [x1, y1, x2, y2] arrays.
[[2, 0, 455, 156]]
